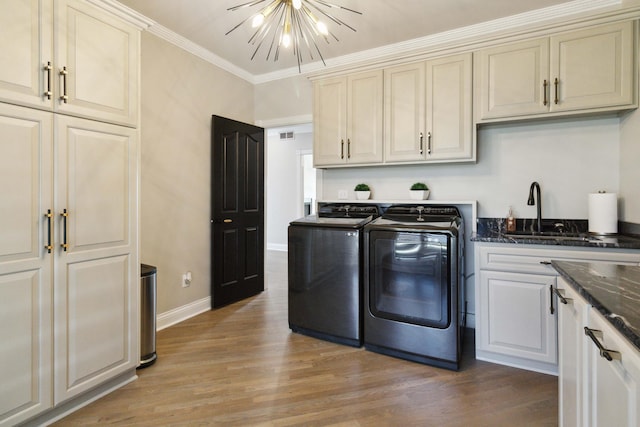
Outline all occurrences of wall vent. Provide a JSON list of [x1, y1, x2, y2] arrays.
[[279, 131, 294, 140]]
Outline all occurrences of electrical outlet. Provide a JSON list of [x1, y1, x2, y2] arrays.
[[182, 271, 192, 288], [338, 189, 348, 199]]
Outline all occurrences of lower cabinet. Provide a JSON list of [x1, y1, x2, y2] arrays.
[[0, 103, 138, 426], [475, 243, 640, 375], [557, 276, 640, 427], [557, 279, 586, 426], [478, 270, 557, 371]]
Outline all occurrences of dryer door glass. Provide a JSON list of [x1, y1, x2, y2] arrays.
[[369, 230, 450, 328]]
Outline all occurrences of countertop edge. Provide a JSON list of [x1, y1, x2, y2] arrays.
[[551, 260, 640, 353]]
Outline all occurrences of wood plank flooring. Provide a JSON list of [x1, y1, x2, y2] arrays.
[[53, 251, 557, 426]]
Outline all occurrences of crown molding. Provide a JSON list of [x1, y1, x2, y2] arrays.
[[102, 0, 624, 85]]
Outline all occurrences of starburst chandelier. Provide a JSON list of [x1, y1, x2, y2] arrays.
[[226, 0, 362, 72]]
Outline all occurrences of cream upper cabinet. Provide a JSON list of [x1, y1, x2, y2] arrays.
[[384, 53, 473, 163], [384, 62, 425, 162], [313, 70, 383, 167], [0, 104, 53, 427], [426, 54, 473, 161], [476, 38, 550, 119], [0, 0, 53, 110], [0, 0, 139, 127], [476, 21, 636, 121]]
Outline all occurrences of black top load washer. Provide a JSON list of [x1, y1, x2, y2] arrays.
[[364, 204, 465, 370], [288, 204, 379, 347]]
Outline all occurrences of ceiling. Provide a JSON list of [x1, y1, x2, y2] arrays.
[[114, 0, 615, 80]]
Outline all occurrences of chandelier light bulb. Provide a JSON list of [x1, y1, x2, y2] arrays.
[[292, 0, 302, 10], [251, 13, 265, 28], [282, 33, 291, 47], [317, 21, 328, 35]]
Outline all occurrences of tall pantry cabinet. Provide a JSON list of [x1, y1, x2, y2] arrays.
[[0, 1, 140, 425]]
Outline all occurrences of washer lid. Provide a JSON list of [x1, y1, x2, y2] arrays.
[[289, 215, 373, 229]]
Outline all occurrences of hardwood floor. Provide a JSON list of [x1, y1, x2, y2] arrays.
[[54, 251, 558, 426]]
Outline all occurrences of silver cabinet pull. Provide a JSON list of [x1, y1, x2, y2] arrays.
[[419, 132, 424, 154], [551, 287, 572, 305], [44, 62, 53, 99], [427, 131, 432, 155], [340, 139, 344, 159], [347, 139, 351, 159], [59, 66, 68, 103], [584, 327, 621, 362]]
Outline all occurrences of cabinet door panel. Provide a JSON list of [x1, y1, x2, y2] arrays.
[[557, 279, 586, 427], [586, 310, 640, 427], [313, 77, 346, 166], [347, 71, 383, 164], [479, 270, 557, 364], [62, 256, 129, 392], [427, 53, 473, 161], [476, 38, 549, 119], [551, 21, 635, 112], [55, 0, 139, 126], [384, 63, 425, 162], [54, 115, 138, 405], [0, 104, 53, 425], [0, 0, 53, 109]]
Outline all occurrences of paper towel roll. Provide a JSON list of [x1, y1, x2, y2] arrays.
[[588, 192, 618, 234]]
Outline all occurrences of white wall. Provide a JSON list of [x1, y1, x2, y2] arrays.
[[321, 116, 620, 219], [266, 130, 313, 250], [139, 32, 255, 315]]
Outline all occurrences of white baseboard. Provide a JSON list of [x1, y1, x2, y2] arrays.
[[156, 296, 211, 331], [267, 243, 287, 252]]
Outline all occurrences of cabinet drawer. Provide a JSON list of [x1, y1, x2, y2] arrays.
[[477, 244, 640, 274]]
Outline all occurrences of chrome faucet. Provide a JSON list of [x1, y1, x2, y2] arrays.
[[527, 181, 542, 233]]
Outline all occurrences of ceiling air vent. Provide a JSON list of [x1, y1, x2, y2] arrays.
[[279, 131, 294, 140]]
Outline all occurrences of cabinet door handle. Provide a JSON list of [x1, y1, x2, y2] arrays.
[[419, 132, 424, 155], [44, 210, 53, 253], [340, 139, 344, 159], [427, 131, 432, 155], [540, 261, 552, 265], [543, 79, 548, 106], [347, 139, 351, 159], [554, 78, 559, 105], [584, 327, 621, 362], [59, 66, 68, 103], [549, 284, 555, 315], [44, 62, 53, 100], [551, 287, 572, 305], [60, 209, 69, 251]]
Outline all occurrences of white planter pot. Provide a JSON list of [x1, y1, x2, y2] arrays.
[[409, 190, 429, 200], [355, 191, 370, 200]]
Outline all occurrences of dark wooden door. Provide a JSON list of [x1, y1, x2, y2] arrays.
[[211, 116, 264, 308]]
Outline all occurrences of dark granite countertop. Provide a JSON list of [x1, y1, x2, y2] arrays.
[[552, 260, 640, 352], [472, 217, 640, 249]]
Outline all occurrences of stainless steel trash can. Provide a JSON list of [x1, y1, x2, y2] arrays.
[[139, 264, 157, 368]]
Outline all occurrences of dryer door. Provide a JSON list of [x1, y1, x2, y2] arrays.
[[368, 230, 451, 328]]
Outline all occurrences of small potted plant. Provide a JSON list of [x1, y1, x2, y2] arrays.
[[354, 183, 371, 200], [410, 182, 429, 200]]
